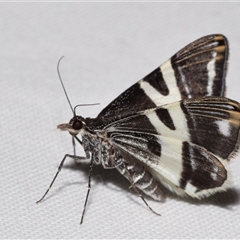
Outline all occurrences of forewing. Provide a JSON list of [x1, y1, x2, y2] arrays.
[[97, 34, 228, 124], [105, 97, 240, 198]]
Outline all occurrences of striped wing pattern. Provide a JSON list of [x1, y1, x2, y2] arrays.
[[56, 35, 238, 215], [105, 97, 240, 198], [85, 34, 240, 200], [96, 34, 228, 126], [39, 34, 239, 224]]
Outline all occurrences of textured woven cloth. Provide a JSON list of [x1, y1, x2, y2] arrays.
[[1, 3, 239, 239]]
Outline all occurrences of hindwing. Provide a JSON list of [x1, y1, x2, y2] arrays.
[[102, 97, 240, 198]]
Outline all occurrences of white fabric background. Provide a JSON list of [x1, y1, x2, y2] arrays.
[[1, 3, 240, 239]]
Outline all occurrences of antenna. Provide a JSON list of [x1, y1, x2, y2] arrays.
[[57, 56, 74, 115], [73, 103, 100, 115]]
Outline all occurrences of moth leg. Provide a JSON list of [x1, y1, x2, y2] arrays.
[[73, 152, 91, 164], [116, 158, 165, 202], [72, 136, 91, 164], [80, 154, 94, 225], [36, 153, 88, 203]]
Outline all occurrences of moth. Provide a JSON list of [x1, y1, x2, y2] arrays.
[[37, 34, 240, 224]]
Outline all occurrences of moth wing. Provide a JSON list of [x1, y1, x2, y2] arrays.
[[105, 97, 240, 198], [97, 34, 228, 124]]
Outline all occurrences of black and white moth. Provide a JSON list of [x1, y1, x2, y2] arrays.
[[37, 34, 240, 224]]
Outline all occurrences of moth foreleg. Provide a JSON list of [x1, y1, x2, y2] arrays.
[[72, 136, 91, 164], [36, 153, 88, 204], [74, 152, 91, 164]]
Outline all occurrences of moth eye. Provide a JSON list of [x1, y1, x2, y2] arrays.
[[72, 120, 82, 130]]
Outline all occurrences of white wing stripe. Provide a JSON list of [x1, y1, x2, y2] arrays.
[[139, 59, 182, 106], [160, 60, 182, 103], [207, 51, 217, 96], [139, 80, 164, 106]]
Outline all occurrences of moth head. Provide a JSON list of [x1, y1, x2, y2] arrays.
[[57, 115, 85, 136]]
